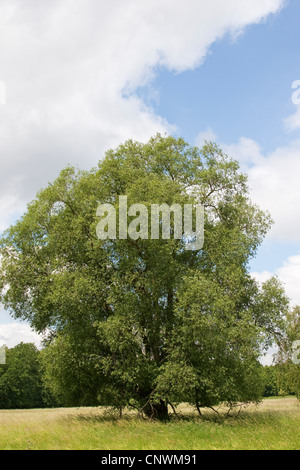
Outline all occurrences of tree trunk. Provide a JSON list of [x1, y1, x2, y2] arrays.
[[143, 399, 169, 421]]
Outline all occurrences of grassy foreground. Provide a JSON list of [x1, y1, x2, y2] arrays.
[[0, 397, 299, 450]]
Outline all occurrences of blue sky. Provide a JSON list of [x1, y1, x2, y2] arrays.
[[0, 0, 299, 356], [139, 1, 300, 280], [142, 1, 299, 153]]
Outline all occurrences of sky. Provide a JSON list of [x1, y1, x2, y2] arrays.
[[0, 0, 300, 364]]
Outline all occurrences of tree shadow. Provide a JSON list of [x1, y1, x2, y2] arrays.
[[61, 408, 140, 425], [167, 404, 285, 426], [59, 402, 289, 427]]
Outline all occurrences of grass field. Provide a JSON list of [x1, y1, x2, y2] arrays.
[[0, 397, 299, 450]]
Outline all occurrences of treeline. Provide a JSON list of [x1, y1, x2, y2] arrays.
[[261, 364, 298, 397], [0, 342, 298, 410], [0, 343, 57, 409]]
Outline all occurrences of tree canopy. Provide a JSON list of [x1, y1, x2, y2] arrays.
[[0, 134, 290, 418]]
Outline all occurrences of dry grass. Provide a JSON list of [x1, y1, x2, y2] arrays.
[[0, 397, 299, 450]]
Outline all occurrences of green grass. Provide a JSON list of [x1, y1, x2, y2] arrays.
[[0, 397, 299, 450]]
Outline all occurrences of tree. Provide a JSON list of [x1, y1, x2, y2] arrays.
[[275, 305, 300, 399], [0, 343, 45, 409], [0, 134, 289, 418], [260, 365, 280, 397], [40, 332, 106, 407]]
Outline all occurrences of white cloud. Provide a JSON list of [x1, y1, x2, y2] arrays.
[[222, 137, 264, 170], [247, 141, 300, 243], [215, 135, 300, 243], [0, 0, 286, 347], [252, 253, 300, 306], [0, 0, 285, 231], [276, 254, 300, 306], [260, 347, 278, 366], [284, 106, 300, 132], [251, 270, 274, 285], [195, 127, 218, 147], [0, 322, 43, 349]]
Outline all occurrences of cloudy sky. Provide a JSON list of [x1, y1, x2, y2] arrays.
[[0, 0, 299, 359]]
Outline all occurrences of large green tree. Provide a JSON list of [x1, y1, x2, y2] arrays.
[[0, 135, 289, 418]]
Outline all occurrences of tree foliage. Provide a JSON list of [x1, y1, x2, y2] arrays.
[[0, 134, 290, 418], [275, 305, 300, 399], [0, 343, 45, 409]]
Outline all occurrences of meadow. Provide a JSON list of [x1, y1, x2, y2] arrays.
[[0, 397, 299, 450]]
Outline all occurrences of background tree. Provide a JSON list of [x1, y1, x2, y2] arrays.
[[40, 332, 105, 407], [275, 305, 300, 399], [0, 343, 45, 409], [0, 134, 289, 418], [261, 365, 280, 397]]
